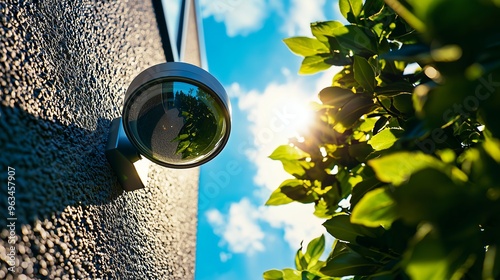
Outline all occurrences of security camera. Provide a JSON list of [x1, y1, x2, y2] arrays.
[[106, 62, 231, 191]]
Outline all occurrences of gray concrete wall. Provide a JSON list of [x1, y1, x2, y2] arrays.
[[0, 1, 198, 279]]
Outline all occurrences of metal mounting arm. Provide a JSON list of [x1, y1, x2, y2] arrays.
[[105, 117, 145, 191]]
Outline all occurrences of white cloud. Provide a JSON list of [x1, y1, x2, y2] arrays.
[[279, 0, 327, 36], [219, 252, 233, 262], [206, 208, 225, 226], [199, 0, 337, 37], [199, 0, 268, 37], [239, 81, 313, 193], [206, 198, 265, 254], [259, 203, 327, 249], [207, 198, 328, 256]]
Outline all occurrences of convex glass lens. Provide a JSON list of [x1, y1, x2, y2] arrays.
[[124, 80, 227, 166]]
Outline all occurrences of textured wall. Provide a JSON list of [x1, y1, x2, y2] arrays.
[[0, 1, 198, 279]]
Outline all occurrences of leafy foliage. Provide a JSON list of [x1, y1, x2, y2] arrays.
[[264, 0, 500, 279], [171, 88, 221, 159]]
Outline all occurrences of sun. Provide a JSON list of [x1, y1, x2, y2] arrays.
[[280, 97, 315, 139]]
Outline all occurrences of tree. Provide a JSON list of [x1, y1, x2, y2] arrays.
[[263, 0, 500, 279], [172, 88, 220, 159]]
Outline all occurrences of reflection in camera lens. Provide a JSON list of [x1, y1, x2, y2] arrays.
[[124, 80, 227, 166]]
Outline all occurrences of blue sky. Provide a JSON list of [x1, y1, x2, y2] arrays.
[[195, 1, 343, 279]]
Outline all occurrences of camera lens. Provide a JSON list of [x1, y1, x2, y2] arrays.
[[122, 63, 231, 168]]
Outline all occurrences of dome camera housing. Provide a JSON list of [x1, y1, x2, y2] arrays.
[[123, 62, 231, 168], [106, 62, 231, 191]]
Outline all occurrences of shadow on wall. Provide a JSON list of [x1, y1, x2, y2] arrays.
[[0, 106, 124, 232]]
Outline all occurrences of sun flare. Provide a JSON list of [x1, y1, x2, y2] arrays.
[[280, 98, 314, 139]]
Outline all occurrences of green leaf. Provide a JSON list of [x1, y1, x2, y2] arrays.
[[327, 53, 353, 66], [270, 145, 310, 161], [300, 54, 333, 74], [350, 175, 382, 208], [332, 66, 357, 89], [392, 93, 414, 114], [374, 81, 415, 97], [175, 140, 190, 154], [358, 117, 377, 132], [300, 271, 321, 280], [362, 0, 384, 18], [380, 59, 408, 75], [282, 181, 316, 203], [483, 245, 500, 280], [283, 269, 302, 280], [284, 37, 330, 57], [368, 151, 467, 185], [321, 240, 378, 277], [270, 145, 313, 176], [173, 133, 189, 141], [313, 199, 337, 219], [372, 116, 388, 134], [335, 94, 375, 129], [306, 260, 327, 274], [266, 179, 316, 205], [405, 240, 448, 280], [436, 149, 456, 164], [323, 213, 379, 244], [339, 0, 363, 23], [318, 87, 356, 108], [354, 56, 376, 92], [264, 269, 284, 280], [328, 25, 378, 57], [311, 20, 344, 44], [305, 235, 326, 269], [393, 169, 471, 225], [404, 225, 475, 280], [483, 137, 500, 163], [286, 161, 313, 177], [296, 243, 309, 270], [349, 143, 374, 162], [266, 185, 295, 206], [367, 128, 401, 151], [351, 188, 399, 228]]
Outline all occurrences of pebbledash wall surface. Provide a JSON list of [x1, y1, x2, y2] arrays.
[[0, 0, 203, 279]]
